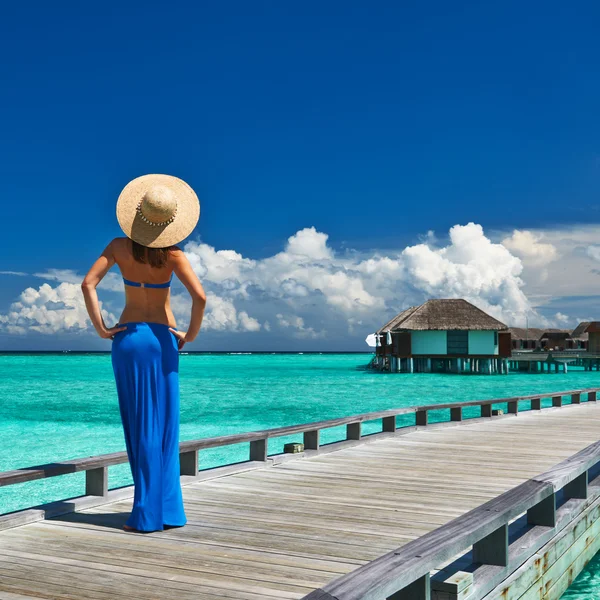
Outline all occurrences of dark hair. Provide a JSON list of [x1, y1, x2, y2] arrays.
[[131, 239, 174, 268]]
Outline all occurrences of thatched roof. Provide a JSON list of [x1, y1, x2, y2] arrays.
[[540, 330, 572, 341], [378, 299, 508, 333], [376, 306, 420, 334], [508, 327, 570, 341], [572, 322, 591, 339], [507, 327, 546, 340]]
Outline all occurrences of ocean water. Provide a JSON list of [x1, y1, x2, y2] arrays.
[[1, 353, 599, 598], [2, 352, 598, 516], [561, 552, 600, 599]]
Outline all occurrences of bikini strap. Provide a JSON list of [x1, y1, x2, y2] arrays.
[[122, 273, 173, 288]]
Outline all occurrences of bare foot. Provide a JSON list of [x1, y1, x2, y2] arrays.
[[123, 524, 137, 532]]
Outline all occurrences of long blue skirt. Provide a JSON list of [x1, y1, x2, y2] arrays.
[[111, 322, 187, 532]]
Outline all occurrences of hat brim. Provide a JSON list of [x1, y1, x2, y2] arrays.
[[116, 174, 200, 248]]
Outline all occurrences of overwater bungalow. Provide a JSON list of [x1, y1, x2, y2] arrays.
[[510, 326, 589, 352], [540, 330, 576, 351], [508, 327, 546, 351], [371, 299, 511, 374], [572, 322, 600, 353]]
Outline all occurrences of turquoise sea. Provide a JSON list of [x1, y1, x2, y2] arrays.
[[1, 352, 599, 598]]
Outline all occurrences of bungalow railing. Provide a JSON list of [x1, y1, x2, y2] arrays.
[[1, 387, 598, 504], [512, 350, 595, 358], [302, 429, 600, 600]]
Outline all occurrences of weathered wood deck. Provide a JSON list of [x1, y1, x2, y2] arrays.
[[1, 397, 600, 599]]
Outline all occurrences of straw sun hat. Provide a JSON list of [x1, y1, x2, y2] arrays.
[[116, 174, 200, 248]]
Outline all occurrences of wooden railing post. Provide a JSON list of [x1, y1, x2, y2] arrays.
[[451, 406, 463, 422], [572, 393, 581, 404], [416, 410, 428, 426], [249, 439, 268, 461], [481, 404, 492, 418], [179, 449, 199, 476], [473, 523, 508, 567], [564, 472, 588, 500], [304, 429, 320, 451], [552, 395, 562, 408], [431, 572, 472, 600], [531, 398, 542, 410], [85, 466, 108, 497], [527, 492, 556, 527], [382, 415, 397, 432], [589, 391, 597, 402], [347, 422, 362, 440], [508, 401, 518, 414], [387, 574, 430, 600]]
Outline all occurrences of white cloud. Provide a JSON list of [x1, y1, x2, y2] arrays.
[[0, 270, 28, 276], [285, 227, 333, 260], [501, 230, 558, 266], [169, 288, 261, 333], [0, 282, 116, 335], [276, 313, 326, 339], [182, 222, 545, 331], [184, 226, 384, 316], [587, 246, 600, 262], [4, 222, 599, 339], [398, 223, 530, 323], [32, 268, 82, 284], [183, 242, 256, 285], [495, 224, 600, 300]]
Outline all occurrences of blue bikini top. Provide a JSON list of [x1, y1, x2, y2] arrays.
[[123, 274, 173, 289]]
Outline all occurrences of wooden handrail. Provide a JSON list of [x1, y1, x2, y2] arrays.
[[1, 387, 598, 496], [303, 438, 600, 600]]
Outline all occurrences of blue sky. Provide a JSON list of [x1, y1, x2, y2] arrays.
[[1, 2, 600, 350]]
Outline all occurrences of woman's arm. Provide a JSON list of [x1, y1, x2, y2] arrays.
[[169, 248, 207, 346], [81, 240, 126, 339]]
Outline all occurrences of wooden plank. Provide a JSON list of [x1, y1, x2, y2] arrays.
[[0, 536, 333, 590], [0, 549, 309, 598], [388, 574, 430, 599], [532, 439, 600, 491], [0, 591, 46, 600], [320, 480, 552, 600], [2, 522, 360, 574]]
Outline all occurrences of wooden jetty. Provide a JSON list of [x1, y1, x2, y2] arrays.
[[2, 388, 600, 599], [510, 351, 600, 373]]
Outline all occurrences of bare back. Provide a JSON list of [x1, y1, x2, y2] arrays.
[[112, 237, 178, 327]]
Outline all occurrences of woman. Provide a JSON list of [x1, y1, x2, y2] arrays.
[[81, 174, 206, 533]]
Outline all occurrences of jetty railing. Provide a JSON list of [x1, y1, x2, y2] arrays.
[[302, 430, 600, 600], [1, 387, 598, 504]]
